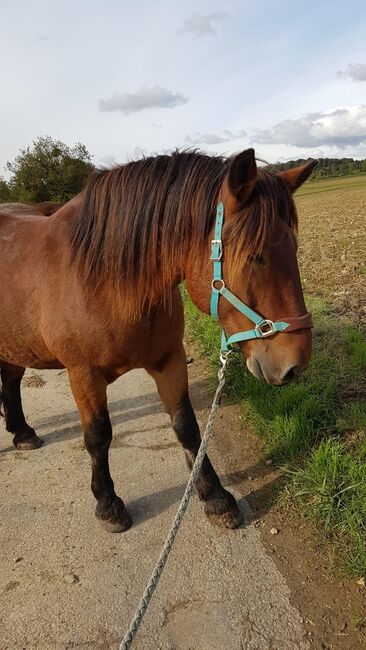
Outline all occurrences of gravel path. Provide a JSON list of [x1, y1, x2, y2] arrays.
[[0, 367, 309, 649]]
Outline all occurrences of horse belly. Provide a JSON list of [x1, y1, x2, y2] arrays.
[[0, 216, 64, 369], [0, 316, 62, 369], [0, 278, 61, 369]]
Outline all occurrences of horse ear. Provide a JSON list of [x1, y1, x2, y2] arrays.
[[281, 160, 318, 193], [227, 148, 257, 204]]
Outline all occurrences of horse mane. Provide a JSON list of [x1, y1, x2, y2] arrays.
[[68, 150, 297, 318]]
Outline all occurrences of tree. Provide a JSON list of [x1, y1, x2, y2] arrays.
[[275, 156, 366, 180], [0, 177, 11, 202], [6, 136, 94, 203]]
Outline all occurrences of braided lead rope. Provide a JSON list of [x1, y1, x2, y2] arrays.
[[120, 351, 231, 650]]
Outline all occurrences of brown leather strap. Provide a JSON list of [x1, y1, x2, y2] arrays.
[[282, 312, 313, 332]]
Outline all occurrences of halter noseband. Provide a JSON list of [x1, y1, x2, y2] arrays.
[[210, 202, 313, 352]]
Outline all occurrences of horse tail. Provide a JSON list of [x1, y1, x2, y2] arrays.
[[0, 380, 3, 417]]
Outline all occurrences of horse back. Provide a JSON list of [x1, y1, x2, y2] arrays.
[[0, 202, 41, 216]]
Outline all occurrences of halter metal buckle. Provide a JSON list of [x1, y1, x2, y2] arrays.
[[211, 240, 222, 260], [255, 319, 275, 338]]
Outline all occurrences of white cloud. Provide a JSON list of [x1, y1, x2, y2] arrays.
[[337, 63, 366, 82], [179, 12, 229, 38], [99, 87, 189, 114], [254, 105, 366, 148], [185, 129, 246, 145]]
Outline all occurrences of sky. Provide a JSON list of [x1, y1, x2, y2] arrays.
[[1, 0, 366, 174]]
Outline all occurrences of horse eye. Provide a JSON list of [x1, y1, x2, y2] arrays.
[[248, 254, 265, 266]]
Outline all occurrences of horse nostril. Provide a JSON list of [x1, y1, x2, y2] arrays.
[[282, 365, 301, 384]]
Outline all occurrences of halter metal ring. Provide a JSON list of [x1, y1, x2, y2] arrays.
[[255, 319, 275, 338], [211, 278, 225, 291]]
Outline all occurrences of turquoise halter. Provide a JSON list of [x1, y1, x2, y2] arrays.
[[210, 202, 313, 353]]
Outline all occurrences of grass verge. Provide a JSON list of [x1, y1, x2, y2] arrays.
[[183, 288, 366, 576]]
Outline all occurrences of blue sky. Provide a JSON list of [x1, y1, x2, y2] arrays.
[[1, 0, 366, 172]]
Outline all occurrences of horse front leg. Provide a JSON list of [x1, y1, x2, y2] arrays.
[[68, 367, 131, 533], [147, 345, 242, 529]]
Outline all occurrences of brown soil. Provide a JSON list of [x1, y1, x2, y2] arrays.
[[296, 186, 366, 318]]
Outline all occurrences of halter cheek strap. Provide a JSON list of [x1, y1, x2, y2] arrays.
[[210, 202, 313, 352]]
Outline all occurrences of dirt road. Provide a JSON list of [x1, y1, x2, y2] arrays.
[[1, 363, 313, 649]]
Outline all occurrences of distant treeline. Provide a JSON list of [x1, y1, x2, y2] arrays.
[[2, 137, 366, 205], [275, 157, 366, 180]]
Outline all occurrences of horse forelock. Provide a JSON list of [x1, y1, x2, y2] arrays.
[[68, 152, 296, 318], [225, 168, 298, 279]]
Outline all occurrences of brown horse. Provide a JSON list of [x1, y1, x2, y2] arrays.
[[0, 148, 316, 533], [0, 201, 64, 216], [33, 200, 65, 215], [0, 202, 42, 216]]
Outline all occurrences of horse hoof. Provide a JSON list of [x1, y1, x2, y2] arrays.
[[99, 516, 132, 533], [205, 507, 243, 529], [204, 490, 243, 529], [13, 433, 43, 450], [96, 496, 132, 533]]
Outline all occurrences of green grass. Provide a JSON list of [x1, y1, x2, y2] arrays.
[[183, 289, 366, 575], [289, 439, 366, 576], [296, 173, 366, 196]]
